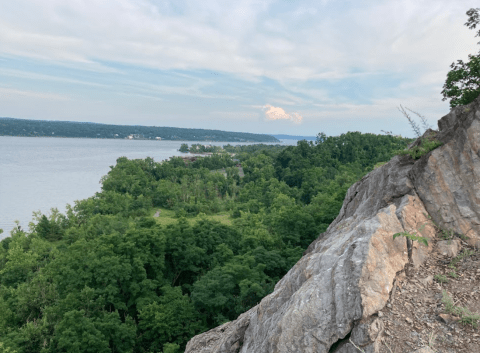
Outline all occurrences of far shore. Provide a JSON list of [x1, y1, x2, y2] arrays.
[[0, 135, 279, 143]]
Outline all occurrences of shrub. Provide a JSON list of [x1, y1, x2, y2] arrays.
[[396, 138, 443, 160]]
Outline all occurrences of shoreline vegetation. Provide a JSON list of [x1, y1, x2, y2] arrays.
[[0, 117, 279, 142], [0, 131, 414, 353]]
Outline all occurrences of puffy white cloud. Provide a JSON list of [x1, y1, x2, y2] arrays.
[[263, 104, 303, 123]]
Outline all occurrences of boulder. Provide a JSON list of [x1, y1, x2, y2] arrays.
[[436, 239, 461, 257], [185, 95, 480, 353]]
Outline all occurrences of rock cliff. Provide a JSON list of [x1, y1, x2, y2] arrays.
[[185, 95, 480, 353]]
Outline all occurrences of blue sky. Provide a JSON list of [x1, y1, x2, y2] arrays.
[[0, 0, 479, 138]]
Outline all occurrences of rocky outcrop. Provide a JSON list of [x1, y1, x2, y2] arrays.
[[410, 98, 480, 248], [185, 95, 480, 353]]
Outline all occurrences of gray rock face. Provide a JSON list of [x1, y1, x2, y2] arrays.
[[410, 98, 480, 248], [185, 308, 256, 353], [185, 94, 480, 353]]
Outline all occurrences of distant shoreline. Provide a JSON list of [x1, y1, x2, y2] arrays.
[[0, 135, 282, 143], [0, 117, 280, 143]]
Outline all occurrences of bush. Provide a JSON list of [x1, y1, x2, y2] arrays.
[[397, 138, 443, 160]]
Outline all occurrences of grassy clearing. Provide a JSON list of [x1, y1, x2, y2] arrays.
[[150, 208, 233, 226]]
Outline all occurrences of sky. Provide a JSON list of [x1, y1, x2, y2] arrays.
[[1, 0, 480, 138]]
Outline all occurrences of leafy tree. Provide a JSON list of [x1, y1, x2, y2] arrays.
[[138, 285, 205, 351], [441, 8, 480, 108], [191, 254, 271, 326]]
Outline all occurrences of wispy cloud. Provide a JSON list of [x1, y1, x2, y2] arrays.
[[0, 87, 68, 101], [0, 68, 110, 87], [263, 104, 303, 124], [0, 0, 478, 136]]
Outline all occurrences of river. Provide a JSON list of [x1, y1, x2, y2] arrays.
[[0, 136, 295, 238]]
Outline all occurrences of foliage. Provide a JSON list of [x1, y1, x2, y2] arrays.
[[392, 231, 429, 247], [396, 138, 443, 160], [373, 161, 387, 169], [0, 131, 409, 352], [441, 8, 480, 108], [180, 144, 224, 154], [434, 274, 449, 283], [448, 270, 458, 278], [394, 104, 442, 159]]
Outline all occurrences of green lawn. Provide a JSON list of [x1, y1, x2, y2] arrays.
[[150, 208, 233, 226]]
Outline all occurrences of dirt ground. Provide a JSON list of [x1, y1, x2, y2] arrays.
[[378, 236, 480, 353]]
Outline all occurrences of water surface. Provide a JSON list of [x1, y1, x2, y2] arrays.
[[0, 136, 294, 238]]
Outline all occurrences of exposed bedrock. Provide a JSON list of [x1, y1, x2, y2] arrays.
[[409, 97, 480, 248], [185, 94, 480, 353]]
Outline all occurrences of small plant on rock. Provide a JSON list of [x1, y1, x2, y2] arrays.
[[442, 290, 480, 328], [396, 138, 443, 160], [449, 249, 476, 269], [395, 105, 443, 159], [448, 270, 458, 278], [434, 274, 449, 283], [393, 231, 429, 247], [428, 331, 437, 350], [373, 161, 387, 170], [423, 212, 470, 242]]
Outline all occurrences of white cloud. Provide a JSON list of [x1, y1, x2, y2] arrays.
[[0, 0, 478, 136], [0, 0, 476, 81], [0, 68, 110, 87], [263, 104, 303, 123]]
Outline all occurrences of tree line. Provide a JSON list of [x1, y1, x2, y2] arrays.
[[0, 118, 279, 143]]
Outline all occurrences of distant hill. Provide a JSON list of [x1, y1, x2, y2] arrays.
[[0, 118, 279, 143], [272, 134, 317, 141]]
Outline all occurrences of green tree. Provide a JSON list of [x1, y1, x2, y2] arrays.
[[191, 254, 271, 326], [441, 8, 480, 108], [138, 285, 205, 351], [179, 143, 189, 152], [53, 309, 136, 353]]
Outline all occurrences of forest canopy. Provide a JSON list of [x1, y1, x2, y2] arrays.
[[0, 132, 413, 353]]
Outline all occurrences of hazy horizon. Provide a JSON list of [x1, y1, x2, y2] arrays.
[[1, 0, 479, 138]]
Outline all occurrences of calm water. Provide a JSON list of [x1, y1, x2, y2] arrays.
[[0, 136, 294, 238]]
